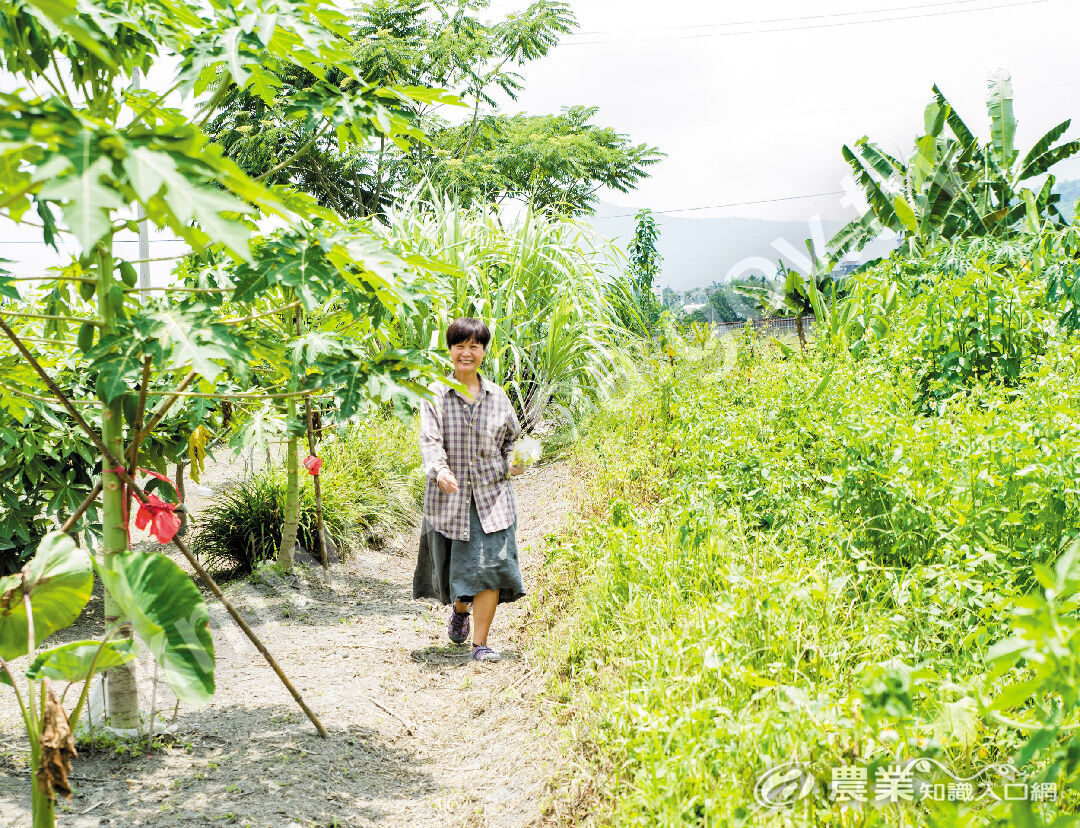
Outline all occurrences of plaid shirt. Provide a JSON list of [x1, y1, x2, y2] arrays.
[[419, 373, 522, 541]]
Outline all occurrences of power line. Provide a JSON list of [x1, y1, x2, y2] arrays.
[[563, 0, 1056, 45], [605, 77, 1080, 132], [574, 0, 992, 36], [0, 238, 186, 245], [590, 191, 848, 220]]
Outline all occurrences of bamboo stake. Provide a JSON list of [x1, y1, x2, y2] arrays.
[[304, 400, 328, 571], [0, 317, 330, 739], [59, 483, 102, 534], [297, 309, 329, 574], [0, 311, 102, 325], [166, 531, 328, 738]]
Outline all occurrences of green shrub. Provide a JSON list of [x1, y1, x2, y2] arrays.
[[190, 475, 279, 575], [192, 412, 423, 576], [0, 398, 97, 574], [304, 413, 424, 540], [191, 475, 348, 576], [841, 237, 1054, 412]]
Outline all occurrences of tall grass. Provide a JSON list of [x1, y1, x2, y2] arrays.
[[533, 312, 1080, 824], [303, 413, 424, 542], [378, 198, 635, 430]]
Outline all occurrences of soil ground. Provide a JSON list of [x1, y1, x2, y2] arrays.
[[0, 455, 580, 827]]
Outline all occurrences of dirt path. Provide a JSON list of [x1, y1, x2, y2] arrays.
[[0, 460, 578, 827]]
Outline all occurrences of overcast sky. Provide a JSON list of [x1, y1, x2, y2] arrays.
[[482, 0, 1080, 223], [2, 0, 1078, 280]]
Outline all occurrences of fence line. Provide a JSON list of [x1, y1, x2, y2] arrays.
[[710, 316, 814, 338]]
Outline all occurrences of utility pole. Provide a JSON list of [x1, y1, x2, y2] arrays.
[[132, 68, 151, 290]]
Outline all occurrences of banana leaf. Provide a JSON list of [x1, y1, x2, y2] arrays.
[[986, 69, 1017, 168]]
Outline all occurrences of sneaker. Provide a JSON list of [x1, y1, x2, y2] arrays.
[[447, 608, 470, 644], [471, 644, 501, 663]]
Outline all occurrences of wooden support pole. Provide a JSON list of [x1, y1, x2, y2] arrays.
[[304, 397, 329, 572]]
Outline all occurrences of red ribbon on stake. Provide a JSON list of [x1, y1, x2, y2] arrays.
[[302, 455, 322, 476], [108, 467, 184, 545]]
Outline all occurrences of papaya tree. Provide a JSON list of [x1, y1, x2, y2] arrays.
[[0, 0, 441, 762], [220, 224, 434, 571]]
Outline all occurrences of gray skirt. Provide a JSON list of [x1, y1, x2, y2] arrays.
[[413, 497, 525, 606]]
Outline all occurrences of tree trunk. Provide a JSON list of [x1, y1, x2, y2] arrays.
[[795, 313, 806, 352], [98, 246, 139, 728], [460, 98, 481, 160], [175, 461, 187, 537], [277, 393, 298, 572], [369, 136, 385, 216]]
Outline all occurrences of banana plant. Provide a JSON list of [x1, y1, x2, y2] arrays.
[[830, 71, 1080, 260], [0, 532, 213, 827], [735, 240, 837, 352]]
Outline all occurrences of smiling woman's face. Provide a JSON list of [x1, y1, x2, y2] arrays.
[[449, 338, 486, 373]]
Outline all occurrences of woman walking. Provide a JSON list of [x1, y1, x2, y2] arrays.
[[413, 317, 525, 663]]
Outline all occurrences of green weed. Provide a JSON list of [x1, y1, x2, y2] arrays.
[[533, 240, 1080, 825]]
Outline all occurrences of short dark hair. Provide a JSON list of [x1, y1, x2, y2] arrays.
[[446, 317, 491, 349]]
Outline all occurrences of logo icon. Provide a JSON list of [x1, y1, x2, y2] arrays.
[[754, 762, 816, 810]]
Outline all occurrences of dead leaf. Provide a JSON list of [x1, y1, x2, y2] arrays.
[[187, 425, 213, 483], [37, 682, 76, 801]]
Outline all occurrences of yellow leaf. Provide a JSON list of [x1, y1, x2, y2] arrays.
[[187, 425, 212, 484]]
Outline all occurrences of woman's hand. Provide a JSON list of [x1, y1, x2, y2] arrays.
[[437, 468, 460, 494], [509, 463, 525, 477]]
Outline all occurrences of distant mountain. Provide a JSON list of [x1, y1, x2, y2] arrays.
[[1056, 179, 1080, 221], [585, 202, 896, 291], [589, 182, 1080, 291]]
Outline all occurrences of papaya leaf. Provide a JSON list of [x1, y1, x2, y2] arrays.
[[38, 154, 124, 251], [229, 401, 286, 458], [145, 308, 247, 383]]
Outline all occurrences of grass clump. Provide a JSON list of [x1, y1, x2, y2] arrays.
[[194, 413, 423, 576]]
